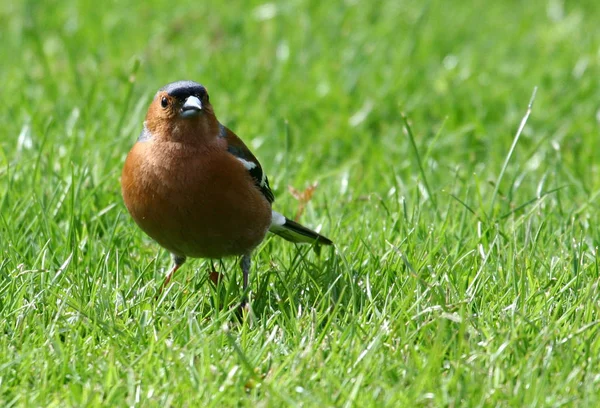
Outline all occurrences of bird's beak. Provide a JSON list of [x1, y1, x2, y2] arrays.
[[181, 95, 203, 117]]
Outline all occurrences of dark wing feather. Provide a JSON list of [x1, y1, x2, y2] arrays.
[[219, 123, 275, 203]]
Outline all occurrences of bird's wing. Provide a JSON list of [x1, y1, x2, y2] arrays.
[[219, 123, 275, 203]]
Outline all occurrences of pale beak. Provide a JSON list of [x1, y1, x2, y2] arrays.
[[181, 95, 203, 117]]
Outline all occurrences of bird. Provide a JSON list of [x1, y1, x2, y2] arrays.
[[121, 80, 333, 303]]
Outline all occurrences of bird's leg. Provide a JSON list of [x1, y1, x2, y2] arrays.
[[158, 254, 186, 293], [208, 259, 223, 285], [240, 254, 251, 307]]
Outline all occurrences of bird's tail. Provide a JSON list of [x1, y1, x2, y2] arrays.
[[269, 211, 333, 246]]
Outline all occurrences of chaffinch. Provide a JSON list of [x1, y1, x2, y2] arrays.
[[121, 80, 333, 302]]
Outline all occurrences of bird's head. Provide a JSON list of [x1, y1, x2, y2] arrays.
[[145, 80, 219, 143]]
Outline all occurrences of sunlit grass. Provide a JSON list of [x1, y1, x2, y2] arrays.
[[2, 0, 600, 406]]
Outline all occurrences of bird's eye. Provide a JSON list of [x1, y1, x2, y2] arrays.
[[161, 97, 169, 108]]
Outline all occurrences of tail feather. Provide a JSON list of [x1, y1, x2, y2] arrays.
[[269, 211, 333, 246]]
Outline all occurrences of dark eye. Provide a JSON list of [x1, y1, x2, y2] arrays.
[[161, 97, 169, 108]]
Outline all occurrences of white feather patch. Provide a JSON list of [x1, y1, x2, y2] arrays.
[[236, 157, 257, 170], [271, 210, 286, 227]]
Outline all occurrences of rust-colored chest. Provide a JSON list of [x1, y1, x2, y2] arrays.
[[121, 140, 272, 258]]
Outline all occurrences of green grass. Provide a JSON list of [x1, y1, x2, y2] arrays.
[[2, 0, 600, 406]]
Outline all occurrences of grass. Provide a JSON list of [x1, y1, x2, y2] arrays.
[[2, 0, 600, 406]]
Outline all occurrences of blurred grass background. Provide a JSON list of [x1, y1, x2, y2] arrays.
[[2, 0, 600, 406]]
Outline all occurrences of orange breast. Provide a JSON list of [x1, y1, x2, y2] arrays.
[[121, 141, 272, 259]]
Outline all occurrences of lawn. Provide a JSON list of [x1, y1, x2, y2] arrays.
[[2, 0, 600, 406]]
